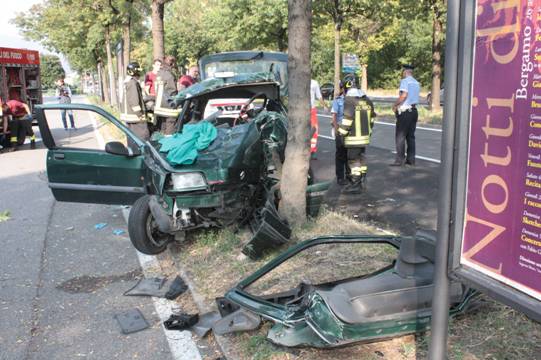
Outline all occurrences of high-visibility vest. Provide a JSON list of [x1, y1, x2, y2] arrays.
[[338, 96, 374, 147]]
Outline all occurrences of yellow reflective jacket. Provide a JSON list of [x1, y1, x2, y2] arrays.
[[338, 95, 376, 147]]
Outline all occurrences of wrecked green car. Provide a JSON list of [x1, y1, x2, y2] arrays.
[[37, 71, 325, 256], [219, 231, 479, 347]]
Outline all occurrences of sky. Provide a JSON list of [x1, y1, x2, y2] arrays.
[[0, 0, 73, 73]]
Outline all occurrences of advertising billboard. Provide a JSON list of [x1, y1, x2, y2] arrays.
[[461, 0, 541, 301], [449, 0, 541, 320]]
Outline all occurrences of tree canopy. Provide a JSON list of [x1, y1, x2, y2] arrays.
[[40, 54, 65, 89], [12, 0, 445, 90]]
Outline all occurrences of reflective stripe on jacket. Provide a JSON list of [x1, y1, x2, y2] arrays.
[[121, 76, 147, 123], [154, 80, 181, 117], [338, 96, 375, 147]]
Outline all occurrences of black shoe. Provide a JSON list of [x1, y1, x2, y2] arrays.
[[343, 177, 363, 194], [30, 140, 36, 149], [337, 178, 348, 186]]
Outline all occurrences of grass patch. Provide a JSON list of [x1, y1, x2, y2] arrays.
[[0, 210, 10, 222], [86, 96, 128, 144], [374, 103, 443, 125]]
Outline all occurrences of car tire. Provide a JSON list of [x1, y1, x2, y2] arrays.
[[128, 195, 172, 255], [426, 93, 432, 105]]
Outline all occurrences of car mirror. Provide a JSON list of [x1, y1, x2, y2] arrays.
[[105, 141, 140, 157]]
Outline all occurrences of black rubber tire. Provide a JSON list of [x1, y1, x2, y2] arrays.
[[128, 195, 172, 255]]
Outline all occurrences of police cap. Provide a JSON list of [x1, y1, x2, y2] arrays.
[[402, 64, 415, 70]]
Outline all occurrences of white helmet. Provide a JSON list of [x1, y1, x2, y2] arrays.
[[346, 88, 366, 97]]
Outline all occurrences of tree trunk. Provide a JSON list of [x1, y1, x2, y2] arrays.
[[360, 64, 368, 92], [151, 0, 165, 60], [279, 0, 312, 225], [333, 23, 341, 97], [98, 60, 110, 104], [430, 4, 443, 112], [105, 28, 118, 107]]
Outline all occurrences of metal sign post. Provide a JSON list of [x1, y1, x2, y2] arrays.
[[431, 0, 541, 358]]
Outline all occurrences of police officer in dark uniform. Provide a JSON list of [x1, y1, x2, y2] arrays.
[[121, 62, 149, 146], [337, 80, 376, 193]]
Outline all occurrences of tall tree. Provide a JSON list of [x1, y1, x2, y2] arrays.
[[341, 1, 399, 91], [279, 0, 311, 224], [40, 54, 66, 89], [428, 0, 446, 111], [151, 0, 172, 60], [313, 1, 367, 96]]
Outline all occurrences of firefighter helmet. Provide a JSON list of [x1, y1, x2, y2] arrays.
[[127, 62, 142, 76]]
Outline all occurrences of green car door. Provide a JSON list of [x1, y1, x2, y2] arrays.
[[36, 103, 147, 205]]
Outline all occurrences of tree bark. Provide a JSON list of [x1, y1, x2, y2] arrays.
[[105, 28, 118, 107], [333, 23, 341, 97], [98, 60, 110, 104], [279, 0, 312, 225], [430, 2, 443, 112], [151, 0, 165, 60]]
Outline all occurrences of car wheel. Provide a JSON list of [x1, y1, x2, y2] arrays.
[[426, 94, 432, 105], [128, 195, 172, 255]]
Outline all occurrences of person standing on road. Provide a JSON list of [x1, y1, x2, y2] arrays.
[[155, 55, 180, 135], [2, 99, 36, 151], [55, 78, 76, 130], [310, 79, 327, 160], [331, 80, 349, 185], [121, 62, 149, 147], [178, 65, 199, 91], [337, 80, 376, 193], [391, 64, 420, 167]]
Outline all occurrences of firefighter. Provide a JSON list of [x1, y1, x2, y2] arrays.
[[154, 55, 180, 135], [337, 80, 376, 193], [121, 62, 149, 146], [1, 99, 36, 151]]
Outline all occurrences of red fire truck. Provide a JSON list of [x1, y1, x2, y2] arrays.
[[0, 47, 42, 140]]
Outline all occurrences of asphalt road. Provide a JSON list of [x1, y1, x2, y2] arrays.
[[0, 96, 199, 360], [312, 112, 442, 234]]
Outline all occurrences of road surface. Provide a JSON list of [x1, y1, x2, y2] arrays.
[[0, 96, 205, 360]]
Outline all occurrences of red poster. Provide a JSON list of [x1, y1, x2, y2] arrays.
[[462, 0, 541, 301], [0, 47, 40, 65]]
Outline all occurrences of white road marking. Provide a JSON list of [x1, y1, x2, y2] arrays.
[[121, 209, 202, 360], [390, 151, 441, 164], [86, 99, 202, 360], [317, 113, 443, 132]]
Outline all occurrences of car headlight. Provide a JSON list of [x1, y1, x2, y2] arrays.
[[170, 173, 207, 191]]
